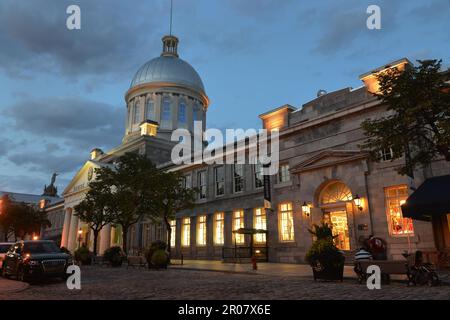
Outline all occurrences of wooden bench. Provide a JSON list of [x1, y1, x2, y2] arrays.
[[354, 260, 412, 284], [127, 256, 147, 269]]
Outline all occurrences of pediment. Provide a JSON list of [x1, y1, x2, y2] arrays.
[[63, 160, 113, 196], [291, 150, 367, 174]]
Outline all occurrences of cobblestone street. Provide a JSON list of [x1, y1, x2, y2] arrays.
[[1, 266, 449, 300]]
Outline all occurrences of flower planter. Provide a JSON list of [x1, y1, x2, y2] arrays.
[[311, 263, 344, 281]]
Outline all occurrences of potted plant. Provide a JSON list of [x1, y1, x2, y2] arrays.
[[103, 246, 125, 267], [145, 240, 168, 269], [74, 245, 92, 265], [305, 223, 345, 281]]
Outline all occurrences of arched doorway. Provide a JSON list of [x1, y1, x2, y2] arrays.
[[318, 181, 353, 251]]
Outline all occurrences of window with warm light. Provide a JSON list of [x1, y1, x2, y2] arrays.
[[214, 212, 224, 245], [254, 208, 266, 243], [197, 215, 207, 246], [170, 220, 176, 247], [385, 185, 414, 235], [233, 164, 244, 193], [197, 171, 207, 199], [279, 202, 294, 241], [279, 164, 290, 183], [214, 166, 225, 196], [181, 217, 190, 247], [233, 210, 245, 244]]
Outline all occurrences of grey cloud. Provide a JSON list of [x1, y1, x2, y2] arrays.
[[3, 97, 124, 152], [8, 152, 86, 174]]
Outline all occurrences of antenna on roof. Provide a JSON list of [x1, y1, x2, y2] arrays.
[[169, 0, 173, 36]]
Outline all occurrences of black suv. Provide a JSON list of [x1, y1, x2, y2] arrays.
[[1, 240, 72, 282]]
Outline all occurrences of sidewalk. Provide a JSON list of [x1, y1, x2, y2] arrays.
[[0, 278, 29, 293], [170, 259, 357, 279]]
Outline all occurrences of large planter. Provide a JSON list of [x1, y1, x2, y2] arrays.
[[311, 262, 344, 281]]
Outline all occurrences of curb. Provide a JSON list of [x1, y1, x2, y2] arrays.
[[0, 278, 29, 293]]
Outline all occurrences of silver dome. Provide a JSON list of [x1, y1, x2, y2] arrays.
[[130, 56, 205, 93]]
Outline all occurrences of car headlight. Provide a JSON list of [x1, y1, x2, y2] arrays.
[[28, 260, 40, 266]]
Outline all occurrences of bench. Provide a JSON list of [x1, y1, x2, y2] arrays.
[[127, 256, 147, 269], [354, 260, 412, 285]]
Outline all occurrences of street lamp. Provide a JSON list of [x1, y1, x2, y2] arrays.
[[353, 194, 363, 211], [302, 201, 311, 217], [77, 228, 83, 248]]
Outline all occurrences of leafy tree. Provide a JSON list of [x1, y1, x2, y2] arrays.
[[74, 183, 113, 255], [92, 153, 159, 254], [0, 195, 14, 241], [361, 59, 450, 176], [148, 171, 197, 257]]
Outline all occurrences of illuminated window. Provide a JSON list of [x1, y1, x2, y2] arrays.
[[321, 181, 353, 204], [178, 101, 186, 126], [254, 208, 266, 243], [214, 212, 224, 245], [279, 164, 290, 183], [197, 215, 207, 246], [233, 210, 245, 244], [233, 164, 244, 193], [279, 203, 294, 241], [146, 98, 155, 121], [385, 185, 414, 236], [133, 100, 141, 124], [214, 166, 225, 196], [161, 97, 171, 129], [254, 162, 263, 188], [182, 217, 190, 247], [170, 220, 176, 247], [198, 171, 207, 199]]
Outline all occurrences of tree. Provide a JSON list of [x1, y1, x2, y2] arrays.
[[92, 153, 159, 254], [148, 170, 197, 258], [74, 183, 113, 255], [0, 195, 14, 241], [361, 59, 450, 176]]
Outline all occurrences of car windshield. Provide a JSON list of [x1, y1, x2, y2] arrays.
[[0, 245, 11, 253], [23, 242, 61, 254]]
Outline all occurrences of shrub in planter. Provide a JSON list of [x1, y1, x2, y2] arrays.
[[74, 246, 92, 265], [145, 241, 168, 269], [60, 246, 71, 255], [103, 246, 125, 267], [151, 249, 169, 269], [305, 223, 345, 281]]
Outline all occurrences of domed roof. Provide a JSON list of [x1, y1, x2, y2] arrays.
[[130, 55, 205, 93]]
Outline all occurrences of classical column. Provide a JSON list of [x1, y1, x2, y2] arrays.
[[66, 212, 79, 252], [99, 224, 112, 255], [60, 208, 72, 248]]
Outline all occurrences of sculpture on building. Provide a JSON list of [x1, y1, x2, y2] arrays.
[[42, 173, 58, 197]]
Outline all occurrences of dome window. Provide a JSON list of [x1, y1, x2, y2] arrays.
[[133, 100, 141, 124], [178, 101, 187, 127], [146, 98, 155, 121], [161, 97, 172, 129]]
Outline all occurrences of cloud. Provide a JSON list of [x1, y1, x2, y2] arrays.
[[0, 0, 164, 80], [3, 97, 124, 151]]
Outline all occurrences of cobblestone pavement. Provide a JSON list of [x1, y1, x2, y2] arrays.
[[0, 266, 449, 300]]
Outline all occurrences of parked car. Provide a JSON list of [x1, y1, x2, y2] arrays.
[[1, 240, 72, 282], [0, 243, 13, 270]]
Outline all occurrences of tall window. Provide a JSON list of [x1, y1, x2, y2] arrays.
[[254, 208, 267, 243], [214, 166, 225, 196], [279, 203, 294, 241], [385, 185, 414, 235], [178, 101, 187, 127], [198, 171, 207, 199], [279, 164, 290, 183], [161, 97, 171, 129], [182, 217, 190, 247], [214, 212, 224, 245], [197, 215, 207, 246], [233, 210, 245, 244], [233, 164, 244, 193], [183, 174, 192, 189], [133, 100, 141, 124], [146, 98, 155, 121], [254, 162, 263, 188], [170, 220, 176, 247], [380, 147, 394, 162]]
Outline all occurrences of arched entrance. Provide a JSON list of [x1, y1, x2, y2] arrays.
[[318, 181, 354, 251]]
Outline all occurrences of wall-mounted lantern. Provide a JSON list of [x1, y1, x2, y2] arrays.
[[353, 194, 363, 211], [302, 201, 311, 217]]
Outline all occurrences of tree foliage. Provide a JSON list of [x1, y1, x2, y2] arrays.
[[361, 59, 450, 176]]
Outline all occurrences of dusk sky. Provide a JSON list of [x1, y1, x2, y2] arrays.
[[0, 0, 449, 195]]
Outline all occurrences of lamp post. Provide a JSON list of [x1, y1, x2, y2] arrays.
[[77, 228, 83, 249]]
